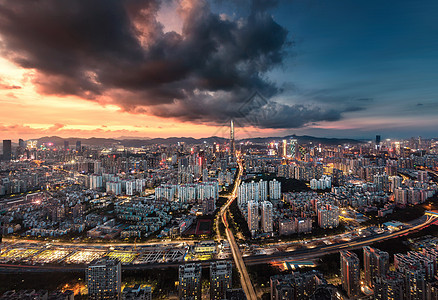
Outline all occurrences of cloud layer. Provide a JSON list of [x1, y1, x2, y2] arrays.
[[0, 0, 354, 129]]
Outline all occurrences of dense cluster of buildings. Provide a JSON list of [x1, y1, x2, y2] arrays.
[[237, 179, 281, 237], [338, 246, 438, 300], [0, 138, 237, 240], [234, 137, 438, 239], [269, 245, 438, 300], [1, 135, 438, 299]]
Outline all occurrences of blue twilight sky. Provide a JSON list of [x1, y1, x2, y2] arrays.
[[213, 0, 438, 138]]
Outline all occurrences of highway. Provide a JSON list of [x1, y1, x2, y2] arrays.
[[0, 213, 435, 274], [244, 213, 437, 265], [220, 158, 257, 300]]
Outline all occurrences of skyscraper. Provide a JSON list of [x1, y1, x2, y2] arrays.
[[290, 139, 298, 159], [64, 140, 69, 151], [18, 139, 25, 149], [282, 139, 287, 157], [179, 263, 202, 300], [210, 261, 232, 300], [269, 179, 281, 200], [363, 246, 389, 288], [261, 201, 273, 234], [317, 204, 339, 229], [230, 119, 235, 157], [2, 140, 11, 161], [87, 258, 122, 300], [417, 170, 428, 183], [247, 201, 259, 236], [376, 135, 381, 149], [340, 251, 360, 298], [76, 140, 82, 152]]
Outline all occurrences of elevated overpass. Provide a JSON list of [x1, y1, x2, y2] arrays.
[[425, 211, 438, 218]]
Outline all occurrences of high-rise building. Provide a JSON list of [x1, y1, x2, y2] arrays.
[[87, 258, 122, 300], [259, 180, 267, 201], [197, 181, 219, 201], [89, 174, 103, 190], [76, 140, 82, 152], [64, 140, 69, 150], [2, 140, 11, 161], [155, 184, 177, 201], [210, 261, 232, 300], [230, 120, 235, 157], [310, 176, 332, 190], [390, 176, 403, 192], [317, 204, 339, 229], [26, 140, 37, 150], [417, 170, 428, 183], [376, 135, 381, 148], [373, 272, 405, 300], [179, 263, 202, 300], [340, 251, 360, 298], [282, 140, 287, 157], [404, 267, 426, 300], [290, 139, 298, 159], [18, 139, 25, 149], [238, 180, 268, 206], [394, 188, 408, 206], [247, 201, 259, 236], [269, 179, 281, 200], [363, 246, 389, 288], [261, 201, 273, 234], [178, 184, 197, 203], [394, 252, 428, 299], [373, 174, 390, 192], [106, 181, 122, 195], [126, 180, 136, 196]]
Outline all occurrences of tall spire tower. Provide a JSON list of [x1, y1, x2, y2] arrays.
[[230, 119, 235, 156]]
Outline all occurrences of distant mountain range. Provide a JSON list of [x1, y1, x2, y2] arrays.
[[239, 135, 361, 145], [35, 134, 362, 147]]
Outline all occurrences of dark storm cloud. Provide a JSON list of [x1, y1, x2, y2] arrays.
[[0, 0, 353, 128], [241, 101, 343, 129]]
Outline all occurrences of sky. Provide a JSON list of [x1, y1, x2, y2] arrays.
[[0, 0, 437, 141]]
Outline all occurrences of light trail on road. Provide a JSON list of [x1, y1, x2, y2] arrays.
[[220, 158, 257, 300], [0, 214, 435, 274]]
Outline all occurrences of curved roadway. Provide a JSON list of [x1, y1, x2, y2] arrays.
[[0, 214, 435, 273]]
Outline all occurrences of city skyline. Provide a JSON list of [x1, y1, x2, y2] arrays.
[[0, 116, 437, 298], [0, 0, 437, 140], [1, 2, 438, 297]]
